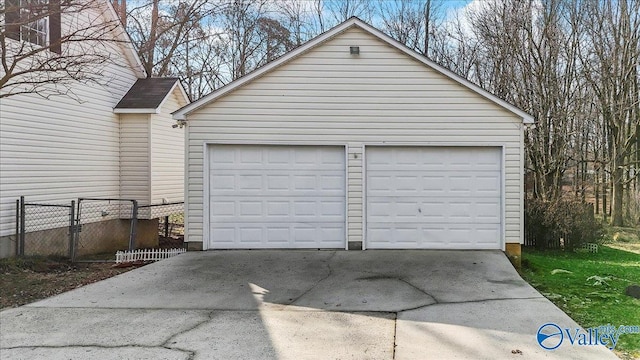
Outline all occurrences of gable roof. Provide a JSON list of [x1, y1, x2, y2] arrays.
[[114, 78, 189, 113], [172, 17, 534, 124]]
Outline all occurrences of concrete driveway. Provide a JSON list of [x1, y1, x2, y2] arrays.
[[0, 250, 618, 359]]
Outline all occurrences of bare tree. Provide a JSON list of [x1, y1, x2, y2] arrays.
[[324, 0, 374, 24], [257, 16, 293, 63], [311, 0, 325, 33], [1, 0, 128, 99], [218, 0, 268, 80], [377, 0, 442, 57], [427, 10, 481, 80], [182, 32, 228, 98], [466, 0, 589, 202], [174, 10, 227, 99], [276, 0, 316, 47], [580, 0, 640, 225], [125, 0, 219, 78], [217, 0, 294, 81]]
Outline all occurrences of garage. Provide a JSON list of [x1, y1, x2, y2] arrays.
[[366, 147, 502, 249], [207, 145, 346, 249], [176, 18, 533, 257]]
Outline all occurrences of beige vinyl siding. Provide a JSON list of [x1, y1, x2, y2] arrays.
[[0, 12, 139, 238], [185, 26, 524, 245], [119, 114, 150, 204], [150, 89, 186, 204]]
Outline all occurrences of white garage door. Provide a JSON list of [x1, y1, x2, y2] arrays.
[[366, 147, 502, 249], [208, 145, 345, 249]]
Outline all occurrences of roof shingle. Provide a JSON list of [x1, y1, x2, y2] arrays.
[[115, 78, 180, 109]]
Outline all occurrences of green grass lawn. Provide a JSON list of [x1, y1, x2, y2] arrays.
[[520, 246, 640, 358]]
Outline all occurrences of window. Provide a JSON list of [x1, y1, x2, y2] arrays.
[[5, 0, 61, 54], [20, 0, 49, 47]]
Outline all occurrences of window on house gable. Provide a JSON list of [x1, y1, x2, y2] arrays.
[[5, 0, 62, 54], [20, 0, 49, 47]]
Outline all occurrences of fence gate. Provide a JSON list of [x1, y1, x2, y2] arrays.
[[16, 196, 75, 257], [74, 198, 138, 260]]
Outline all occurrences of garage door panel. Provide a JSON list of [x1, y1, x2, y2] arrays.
[[211, 228, 235, 246], [366, 173, 499, 197], [267, 201, 289, 216], [367, 147, 500, 171], [239, 201, 262, 216], [210, 198, 345, 222], [212, 147, 344, 167], [209, 145, 346, 249], [212, 201, 235, 216], [475, 227, 502, 244], [368, 224, 500, 249], [211, 173, 345, 196], [476, 203, 501, 221], [211, 175, 235, 190], [210, 146, 236, 164], [366, 147, 501, 249], [368, 200, 499, 224], [477, 181, 501, 196], [211, 221, 346, 248], [294, 175, 316, 190]]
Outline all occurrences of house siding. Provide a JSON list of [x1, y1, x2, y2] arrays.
[[185, 26, 524, 246], [150, 90, 186, 204], [119, 114, 150, 204], [0, 8, 139, 239]]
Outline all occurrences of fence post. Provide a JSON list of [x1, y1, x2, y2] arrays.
[[164, 216, 169, 238], [72, 199, 81, 262], [69, 200, 75, 260], [129, 200, 138, 251], [15, 199, 20, 257], [19, 196, 25, 257]]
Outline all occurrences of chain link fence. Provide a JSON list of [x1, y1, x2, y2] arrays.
[[16, 196, 75, 257], [74, 198, 138, 259], [160, 212, 184, 238], [14, 197, 184, 260], [138, 202, 184, 248], [137, 202, 183, 221]]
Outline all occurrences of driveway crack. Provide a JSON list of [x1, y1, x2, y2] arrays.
[[439, 296, 544, 305], [398, 296, 545, 312], [1, 344, 190, 351], [289, 251, 336, 306], [395, 277, 440, 304], [162, 311, 215, 348], [355, 273, 440, 308], [392, 312, 398, 359], [163, 345, 196, 360]]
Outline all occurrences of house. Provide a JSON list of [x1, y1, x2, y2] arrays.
[[173, 17, 534, 261], [0, 1, 189, 257]]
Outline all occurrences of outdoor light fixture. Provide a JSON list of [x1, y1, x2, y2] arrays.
[[172, 119, 187, 128], [350, 46, 360, 55]]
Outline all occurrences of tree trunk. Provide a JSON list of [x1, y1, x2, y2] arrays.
[[146, 0, 159, 77], [612, 174, 624, 225], [595, 165, 600, 214], [602, 169, 608, 219], [423, 0, 431, 56]]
